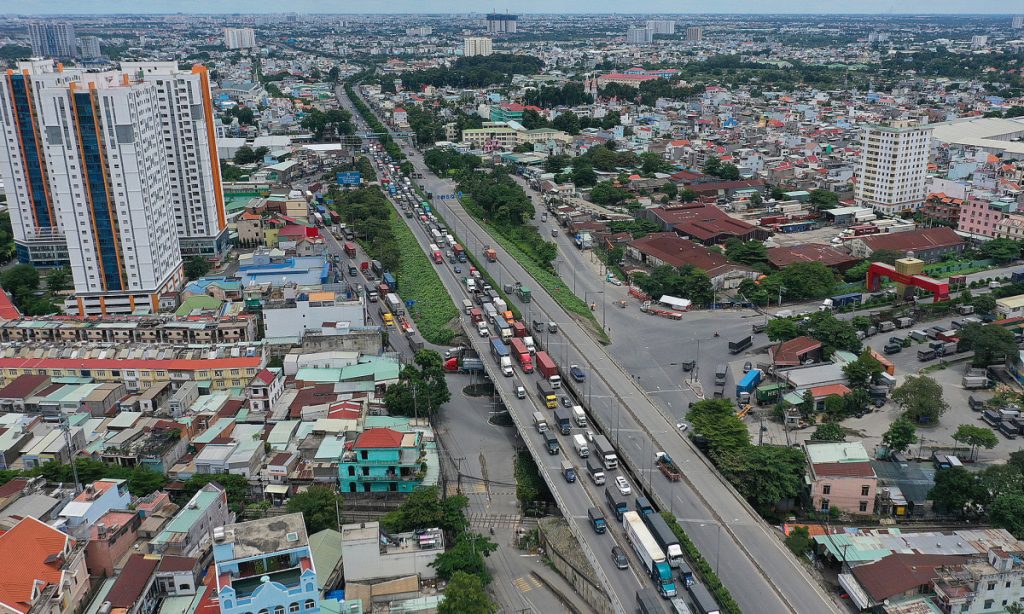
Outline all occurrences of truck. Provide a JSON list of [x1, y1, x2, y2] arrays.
[[443, 350, 484, 374], [637, 588, 668, 614], [535, 351, 562, 388], [516, 284, 531, 303], [640, 301, 684, 320], [655, 451, 682, 482], [536, 381, 558, 409], [512, 321, 528, 338], [643, 510, 685, 569], [593, 434, 619, 470], [635, 496, 655, 517], [495, 319, 513, 342], [586, 457, 606, 485], [713, 364, 728, 398], [728, 335, 753, 354], [917, 348, 937, 361], [573, 406, 587, 427], [963, 368, 990, 390], [561, 459, 577, 483], [343, 242, 357, 258], [687, 581, 721, 614], [588, 507, 607, 534], [452, 243, 465, 262], [573, 433, 590, 458], [469, 307, 483, 323], [533, 412, 548, 433], [509, 338, 533, 373], [385, 293, 403, 316], [554, 407, 572, 435], [755, 382, 788, 406], [484, 247, 497, 262], [431, 247, 443, 265], [575, 232, 593, 250], [605, 487, 628, 521], [490, 339, 514, 377], [735, 369, 763, 403], [623, 511, 677, 598], [896, 316, 914, 328], [382, 272, 397, 293], [523, 336, 536, 355], [544, 431, 559, 454]]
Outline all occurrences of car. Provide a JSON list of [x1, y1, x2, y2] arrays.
[[560, 396, 572, 408], [454, 266, 462, 274], [676, 422, 689, 432], [743, 361, 752, 373], [514, 384, 526, 399], [615, 476, 631, 496], [570, 365, 586, 382], [611, 546, 629, 570], [883, 343, 902, 355], [608, 277, 623, 286], [586, 430, 595, 442]]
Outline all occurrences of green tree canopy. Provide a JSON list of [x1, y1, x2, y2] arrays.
[[803, 312, 861, 357], [765, 318, 800, 342], [286, 486, 344, 534], [437, 571, 497, 614], [430, 532, 498, 582], [990, 493, 1024, 538], [184, 256, 212, 280], [929, 466, 989, 516], [631, 264, 713, 307], [882, 418, 918, 454], [715, 445, 806, 514], [958, 323, 1017, 367], [891, 375, 948, 424], [687, 399, 750, 454], [724, 239, 768, 267], [383, 350, 452, 418], [842, 350, 884, 389], [812, 422, 846, 442], [980, 238, 1021, 264], [381, 486, 469, 536], [233, 145, 259, 164], [952, 424, 999, 461]]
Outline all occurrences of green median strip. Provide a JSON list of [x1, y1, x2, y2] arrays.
[[387, 215, 459, 345], [660, 511, 743, 614]]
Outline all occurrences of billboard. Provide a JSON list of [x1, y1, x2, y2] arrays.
[[337, 171, 362, 186]]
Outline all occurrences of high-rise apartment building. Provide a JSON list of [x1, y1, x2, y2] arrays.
[[626, 27, 654, 45], [463, 37, 493, 57], [645, 20, 676, 35], [855, 120, 933, 216], [1012, 15, 1024, 29], [686, 26, 703, 42], [29, 23, 77, 58], [0, 60, 227, 315], [486, 13, 518, 34], [79, 36, 102, 59], [223, 27, 256, 50]]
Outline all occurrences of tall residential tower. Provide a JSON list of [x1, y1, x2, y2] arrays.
[[855, 120, 933, 216]]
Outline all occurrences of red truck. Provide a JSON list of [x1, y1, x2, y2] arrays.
[[470, 308, 483, 323], [535, 351, 559, 381], [484, 247, 497, 262], [512, 321, 527, 338], [509, 338, 534, 373], [432, 249, 442, 265], [343, 242, 357, 258]]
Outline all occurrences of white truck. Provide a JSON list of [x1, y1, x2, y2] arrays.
[[586, 457, 606, 485], [499, 356, 513, 377], [523, 336, 536, 355], [573, 406, 587, 427], [593, 434, 618, 470], [533, 412, 548, 433], [573, 433, 590, 458]]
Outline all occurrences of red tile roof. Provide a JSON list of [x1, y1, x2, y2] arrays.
[[0, 374, 51, 400], [0, 478, 30, 499], [0, 516, 70, 613], [107, 554, 159, 608], [628, 233, 751, 278], [253, 369, 276, 385], [769, 336, 822, 366], [354, 428, 405, 449], [0, 289, 20, 321], [0, 357, 261, 372], [811, 461, 875, 478], [850, 554, 969, 602], [673, 217, 758, 242], [157, 555, 198, 573], [766, 245, 860, 270], [809, 384, 851, 398], [857, 227, 965, 254]]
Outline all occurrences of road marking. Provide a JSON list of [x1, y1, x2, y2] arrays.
[[512, 576, 542, 593]]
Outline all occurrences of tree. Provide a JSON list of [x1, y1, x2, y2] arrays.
[[383, 349, 451, 418], [570, 162, 597, 188], [991, 493, 1024, 538], [766, 318, 800, 342], [687, 399, 749, 454], [772, 262, 837, 301], [551, 110, 581, 135], [679, 188, 698, 202], [286, 486, 344, 534], [381, 486, 469, 536], [785, 525, 812, 556], [842, 350, 884, 389], [952, 424, 999, 461], [181, 473, 251, 514], [46, 267, 72, 293], [715, 445, 806, 514], [750, 192, 763, 207], [588, 181, 630, 206], [327, 66, 340, 83], [431, 532, 498, 582], [891, 375, 948, 424], [804, 312, 861, 356], [660, 182, 678, 199], [980, 238, 1021, 264], [812, 422, 845, 442], [233, 145, 259, 165], [958, 323, 1017, 367], [882, 418, 918, 455], [184, 256, 212, 280], [843, 260, 871, 283], [1, 264, 40, 300], [971, 294, 997, 315], [929, 466, 985, 516], [126, 467, 167, 497], [640, 152, 671, 175], [544, 154, 572, 174], [808, 189, 840, 210], [702, 156, 721, 177], [520, 108, 548, 130], [717, 163, 740, 181], [724, 239, 768, 267], [438, 571, 497, 614]]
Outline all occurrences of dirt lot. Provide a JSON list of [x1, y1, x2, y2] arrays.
[[764, 225, 841, 248]]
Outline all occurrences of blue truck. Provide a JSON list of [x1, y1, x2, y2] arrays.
[[382, 272, 397, 292], [736, 369, 762, 402], [490, 338, 510, 359], [605, 487, 628, 521], [635, 496, 655, 517]]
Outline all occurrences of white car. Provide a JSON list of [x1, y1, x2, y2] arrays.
[[676, 422, 689, 432], [615, 476, 632, 496]]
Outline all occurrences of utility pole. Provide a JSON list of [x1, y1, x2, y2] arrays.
[[60, 413, 81, 494]]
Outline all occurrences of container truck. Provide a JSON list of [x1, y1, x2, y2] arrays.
[[586, 457, 606, 485], [643, 512, 685, 569], [605, 488, 628, 521], [535, 351, 562, 388], [382, 272, 397, 292], [593, 434, 619, 470], [544, 431, 559, 454], [443, 350, 484, 374], [344, 242, 357, 258], [490, 339, 514, 377], [561, 460, 577, 483], [728, 335, 753, 354], [385, 293, 403, 315], [509, 338, 534, 373], [756, 383, 787, 406], [533, 412, 548, 433], [554, 407, 572, 435], [573, 433, 590, 458], [687, 581, 721, 614], [636, 588, 665, 614], [536, 381, 558, 409], [655, 451, 682, 482], [512, 321, 528, 338], [635, 496, 654, 517], [588, 507, 607, 534], [484, 247, 497, 262], [735, 369, 763, 403], [523, 336, 536, 355], [495, 319, 513, 342], [573, 406, 587, 427], [623, 511, 677, 598], [452, 243, 465, 262]]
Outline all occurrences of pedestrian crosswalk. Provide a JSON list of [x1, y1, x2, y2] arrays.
[[513, 575, 541, 593]]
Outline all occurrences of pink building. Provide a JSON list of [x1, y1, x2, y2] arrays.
[[957, 197, 1008, 239], [85, 510, 142, 577], [806, 441, 877, 514]]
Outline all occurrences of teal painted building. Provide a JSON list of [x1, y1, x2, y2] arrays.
[[339, 428, 424, 493]]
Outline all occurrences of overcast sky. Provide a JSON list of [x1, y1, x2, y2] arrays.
[[9, 1, 1015, 15]]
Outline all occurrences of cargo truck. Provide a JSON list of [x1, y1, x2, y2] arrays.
[[509, 338, 534, 373], [573, 433, 590, 458], [535, 351, 562, 388], [728, 335, 752, 354], [643, 511, 685, 569], [605, 488, 628, 521], [442, 350, 484, 374], [687, 581, 721, 614], [588, 507, 607, 534], [484, 247, 497, 262], [586, 457, 606, 485], [755, 382, 787, 406], [573, 406, 587, 427], [512, 321, 528, 338], [593, 434, 619, 470], [963, 368, 990, 390], [343, 242, 357, 258], [533, 412, 548, 433], [544, 431, 559, 454], [561, 460, 576, 483], [382, 272, 397, 292], [623, 511, 677, 598], [655, 451, 682, 482], [735, 369, 763, 403], [554, 407, 572, 435], [490, 339, 514, 377], [523, 336, 536, 354], [452, 243, 465, 262], [635, 496, 654, 517], [713, 363, 728, 398], [516, 284, 531, 303], [536, 381, 558, 409], [495, 319, 513, 342]]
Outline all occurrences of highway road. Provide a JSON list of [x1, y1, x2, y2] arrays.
[[342, 85, 843, 614]]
